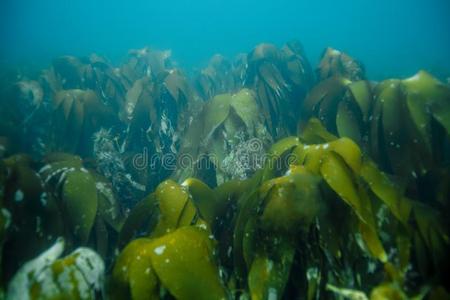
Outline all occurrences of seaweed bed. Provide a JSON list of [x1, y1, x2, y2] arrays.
[[0, 42, 449, 299]]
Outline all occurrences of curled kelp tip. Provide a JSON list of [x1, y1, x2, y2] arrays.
[[318, 47, 366, 81]]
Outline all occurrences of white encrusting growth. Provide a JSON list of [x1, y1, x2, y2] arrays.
[[197, 223, 208, 230], [1, 208, 11, 229], [404, 73, 421, 82], [40, 192, 48, 206], [6, 238, 105, 300], [7, 238, 65, 300], [38, 164, 52, 174], [154, 245, 166, 255], [14, 190, 24, 202]]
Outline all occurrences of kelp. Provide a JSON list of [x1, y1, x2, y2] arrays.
[[0, 154, 64, 282], [92, 128, 146, 206], [110, 226, 227, 300], [0, 43, 449, 299], [317, 47, 366, 81], [115, 122, 446, 299], [117, 179, 205, 247], [195, 54, 238, 100], [110, 179, 227, 299], [369, 71, 450, 183], [299, 71, 450, 252], [300, 48, 369, 147], [175, 89, 272, 185], [120, 48, 173, 86], [44, 55, 127, 112], [0, 128, 448, 299], [0, 55, 127, 157], [244, 41, 314, 137], [301, 76, 372, 146], [120, 68, 198, 191], [51, 89, 116, 154], [302, 70, 450, 210], [0, 79, 49, 157], [116, 121, 447, 299], [122, 69, 193, 149], [0, 152, 125, 283], [39, 153, 126, 248]]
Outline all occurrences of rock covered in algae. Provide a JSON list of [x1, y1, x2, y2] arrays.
[[7, 238, 104, 300]]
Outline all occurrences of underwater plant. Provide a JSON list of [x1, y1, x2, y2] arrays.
[[317, 47, 366, 81], [0, 154, 64, 282], [195, 54, 239, 101], [120, 48, 173, 87], [110, 226, 227, 300], [0, 152, 125, 284], [300, 63, 450, 197], [300, 76, 373, 146], [120, 67, 198, 191], [108, 178, 231, 299], [230, 120, 448, 299], [243, 41, 314, 137], [44, 55, 127, 113], [93, 128, 146, 206], [175, 88, 272, 186], [302, 68, 450, 212], [0, 42, 448, 299], [0, 78, 50, 157], [104, 119, 448, 299], [369, 71, 450, 182], [50, 89, 117, 154]]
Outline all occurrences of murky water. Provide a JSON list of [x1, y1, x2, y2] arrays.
[[1, 1, 449, 299]]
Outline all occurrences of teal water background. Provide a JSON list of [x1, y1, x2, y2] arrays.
[[1, 0, 449, 79]]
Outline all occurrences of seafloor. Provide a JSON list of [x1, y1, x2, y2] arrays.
[[0, 42, 449, 299]]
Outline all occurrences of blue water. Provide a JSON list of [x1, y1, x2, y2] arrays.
[[1, 0, 450, 79]]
